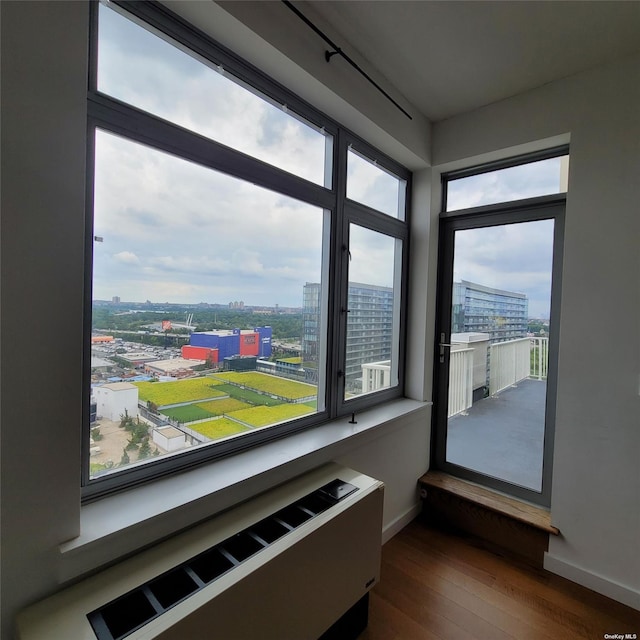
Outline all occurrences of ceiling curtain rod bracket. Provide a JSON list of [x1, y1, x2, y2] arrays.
[[282, 0, 412, 120], [325, 48, 342, 62]]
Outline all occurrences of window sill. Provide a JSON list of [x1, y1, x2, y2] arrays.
[[59, 398, 428, 582]]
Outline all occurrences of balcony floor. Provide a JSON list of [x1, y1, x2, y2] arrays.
[[446, 378, 546, 491]]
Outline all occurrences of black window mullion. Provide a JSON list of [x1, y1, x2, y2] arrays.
[[87, 95, 335, 211], [88, 0, 99, 93], [327, 130, 349, 416], [344, 200, 408, 241], [443, 144, 570, 183], [439, 192, 567, 220], [81, 122, 98, 490]]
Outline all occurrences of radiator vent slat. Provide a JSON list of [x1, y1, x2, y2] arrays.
[[250, 516, 291, 544], [87, 479, 357, 640], [97, 589, 158, 640], [220, 531, 266, 563], [147, 567, 199, 610], [188, 548, 234, 584]]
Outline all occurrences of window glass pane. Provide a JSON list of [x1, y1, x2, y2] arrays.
[[446, 155, 569, 211], [344, 225, 401, 399], [97, 3, 331, 186], [90, 130, 326, 478], [347, 149, 405, 219], [446, 219, 555, 491]]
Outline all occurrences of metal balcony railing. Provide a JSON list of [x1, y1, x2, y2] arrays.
[[448, 336, 549, 417], [448, 348, 474, 418], [359, 336, 549, 418]]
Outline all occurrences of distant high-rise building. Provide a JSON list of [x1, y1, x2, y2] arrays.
[[302, 283, 322, 364], [452, 280, 528, 342], [111, 296, 121, 304], [303, 282, 394, 392]]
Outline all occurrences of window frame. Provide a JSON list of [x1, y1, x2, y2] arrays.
[[441, 144, 569, 213], [82, 0, 410, 500]]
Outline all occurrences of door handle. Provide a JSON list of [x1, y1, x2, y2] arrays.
[[439, 333, 451, 362]]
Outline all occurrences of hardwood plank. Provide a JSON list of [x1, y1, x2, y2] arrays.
[[419, 471, 559, 534], [360, 521, 640, 640], [402, 523, 640, 632], [377, 557, 524, 640], [371, 569, 479, 640], [359, 591, 438, 640], [389, 534, 590, 639]]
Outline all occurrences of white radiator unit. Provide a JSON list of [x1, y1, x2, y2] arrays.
[[18, 464, 384, 640]]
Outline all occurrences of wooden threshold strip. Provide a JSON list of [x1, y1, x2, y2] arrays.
[[419, 471, 559, 535]]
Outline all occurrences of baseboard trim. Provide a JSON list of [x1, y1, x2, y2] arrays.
[[544, 553, 640, 611], [382, 503, 421, 545]]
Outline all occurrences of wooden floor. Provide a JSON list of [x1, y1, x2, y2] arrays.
[[359, 520, 640, 640]]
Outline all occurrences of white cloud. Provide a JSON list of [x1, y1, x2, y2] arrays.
[[447, 157, 563, 211], [347, 150, 402, 218], [113, 251, 140, 265], [348, 225, 396, 288]]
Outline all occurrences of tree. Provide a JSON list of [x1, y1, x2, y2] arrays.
[[138, 438, 152, 459], [130, 419, 149, 443], [119, 448, 130, 466], [119, 409, 131, 430]]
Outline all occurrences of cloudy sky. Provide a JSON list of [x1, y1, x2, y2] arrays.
[[446, 157, 564, 212], [93, 3, 560, 316], [453, 220, 555, 318], [93, 4, 403, 307]]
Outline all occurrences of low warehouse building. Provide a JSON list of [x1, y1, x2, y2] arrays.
[[145, 358, 205, 377], [93, 382, 138, 421]]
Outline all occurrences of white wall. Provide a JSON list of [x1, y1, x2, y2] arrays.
[[1, 1, 88, 637], [433, 54, 640, 609], [0, 3, 431, 638]]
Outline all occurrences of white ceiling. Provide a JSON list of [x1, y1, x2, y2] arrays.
[[302, 1, 640, 122]]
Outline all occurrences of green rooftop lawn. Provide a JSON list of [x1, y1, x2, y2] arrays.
[[160, 404, 214, 423], [213, 384, 283, 406], [134, 377, 225, 406], [226, 404, 314, 427], [189, 418, 250, 441], [197, 398, 252, 415], [212, 371, 316, 400]]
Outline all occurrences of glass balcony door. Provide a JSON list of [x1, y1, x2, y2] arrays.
[[433, 200, 564, 506]]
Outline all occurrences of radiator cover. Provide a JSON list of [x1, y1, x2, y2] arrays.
[[18, 464, 384, 640]]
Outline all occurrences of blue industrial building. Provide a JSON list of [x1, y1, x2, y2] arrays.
[[190, 327, 273, 359]]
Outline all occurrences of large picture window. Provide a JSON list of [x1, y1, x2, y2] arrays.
[[84, 1, 409, 497]]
